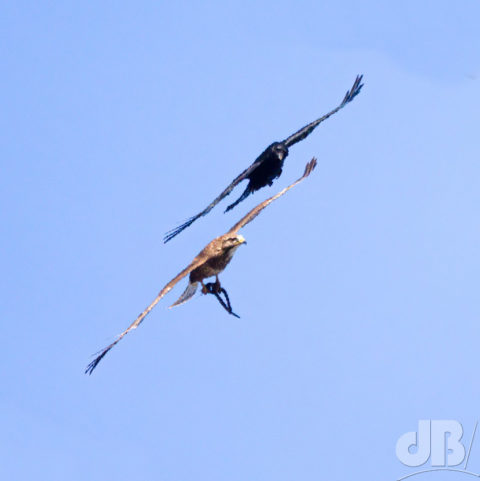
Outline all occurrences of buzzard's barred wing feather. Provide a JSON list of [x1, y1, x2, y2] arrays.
[[85, 256, 208, 374], [228, 158, 317, 234], [283, 75, 363, 148]]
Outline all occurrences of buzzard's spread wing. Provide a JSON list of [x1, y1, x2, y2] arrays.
[[228, 158, 317, 234], [163, 160, 266, 243], [85, 250, 212, 374], [283, 75, 363, 148]]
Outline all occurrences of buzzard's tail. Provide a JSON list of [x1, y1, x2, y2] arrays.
[[225, 184, 252, 212], [169, 282, 198, 308]]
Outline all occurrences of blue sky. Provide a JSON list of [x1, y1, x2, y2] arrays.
[[1, 1, 480, 480]]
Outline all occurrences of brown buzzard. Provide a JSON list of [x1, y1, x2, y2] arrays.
[[86, 158, 317, 374]]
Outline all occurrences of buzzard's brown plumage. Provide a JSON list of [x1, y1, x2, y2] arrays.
[[86, 158, 317, 374]]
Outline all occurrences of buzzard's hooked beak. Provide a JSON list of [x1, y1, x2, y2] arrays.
[[237, 235, 247, 245]]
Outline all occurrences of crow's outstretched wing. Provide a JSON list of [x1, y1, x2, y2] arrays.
[[283, 75, 363, 148], [85, 253, 210, 374], [163, 160, 266, 243], [228, 158, 317, 235]]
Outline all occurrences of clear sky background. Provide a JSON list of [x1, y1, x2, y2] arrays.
[[1, 1, 480, 480]]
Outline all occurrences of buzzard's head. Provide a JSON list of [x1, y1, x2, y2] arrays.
[[271, 142, 288, 161], [222, 234, 247, 251]]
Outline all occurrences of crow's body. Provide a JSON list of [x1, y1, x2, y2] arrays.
[[164, 75, 363, 243], [246, 144, 284, 190], [224, 142, 287, 212]]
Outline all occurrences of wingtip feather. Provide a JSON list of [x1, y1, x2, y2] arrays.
[[342, 74, 364, 105], [303, 157, 317, 177], [164, 217, 196, 243], [85, 343, 115, 375]]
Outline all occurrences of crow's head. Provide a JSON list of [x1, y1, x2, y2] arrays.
[[271, 142, 288, 161]]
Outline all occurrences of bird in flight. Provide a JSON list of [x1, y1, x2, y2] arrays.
[[164, 75, 363, 243], [86, 158, 317, 374]]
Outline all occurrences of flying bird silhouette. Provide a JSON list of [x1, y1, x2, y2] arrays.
[[86, 158, 317, 374], [164, 75, 363, 243]]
